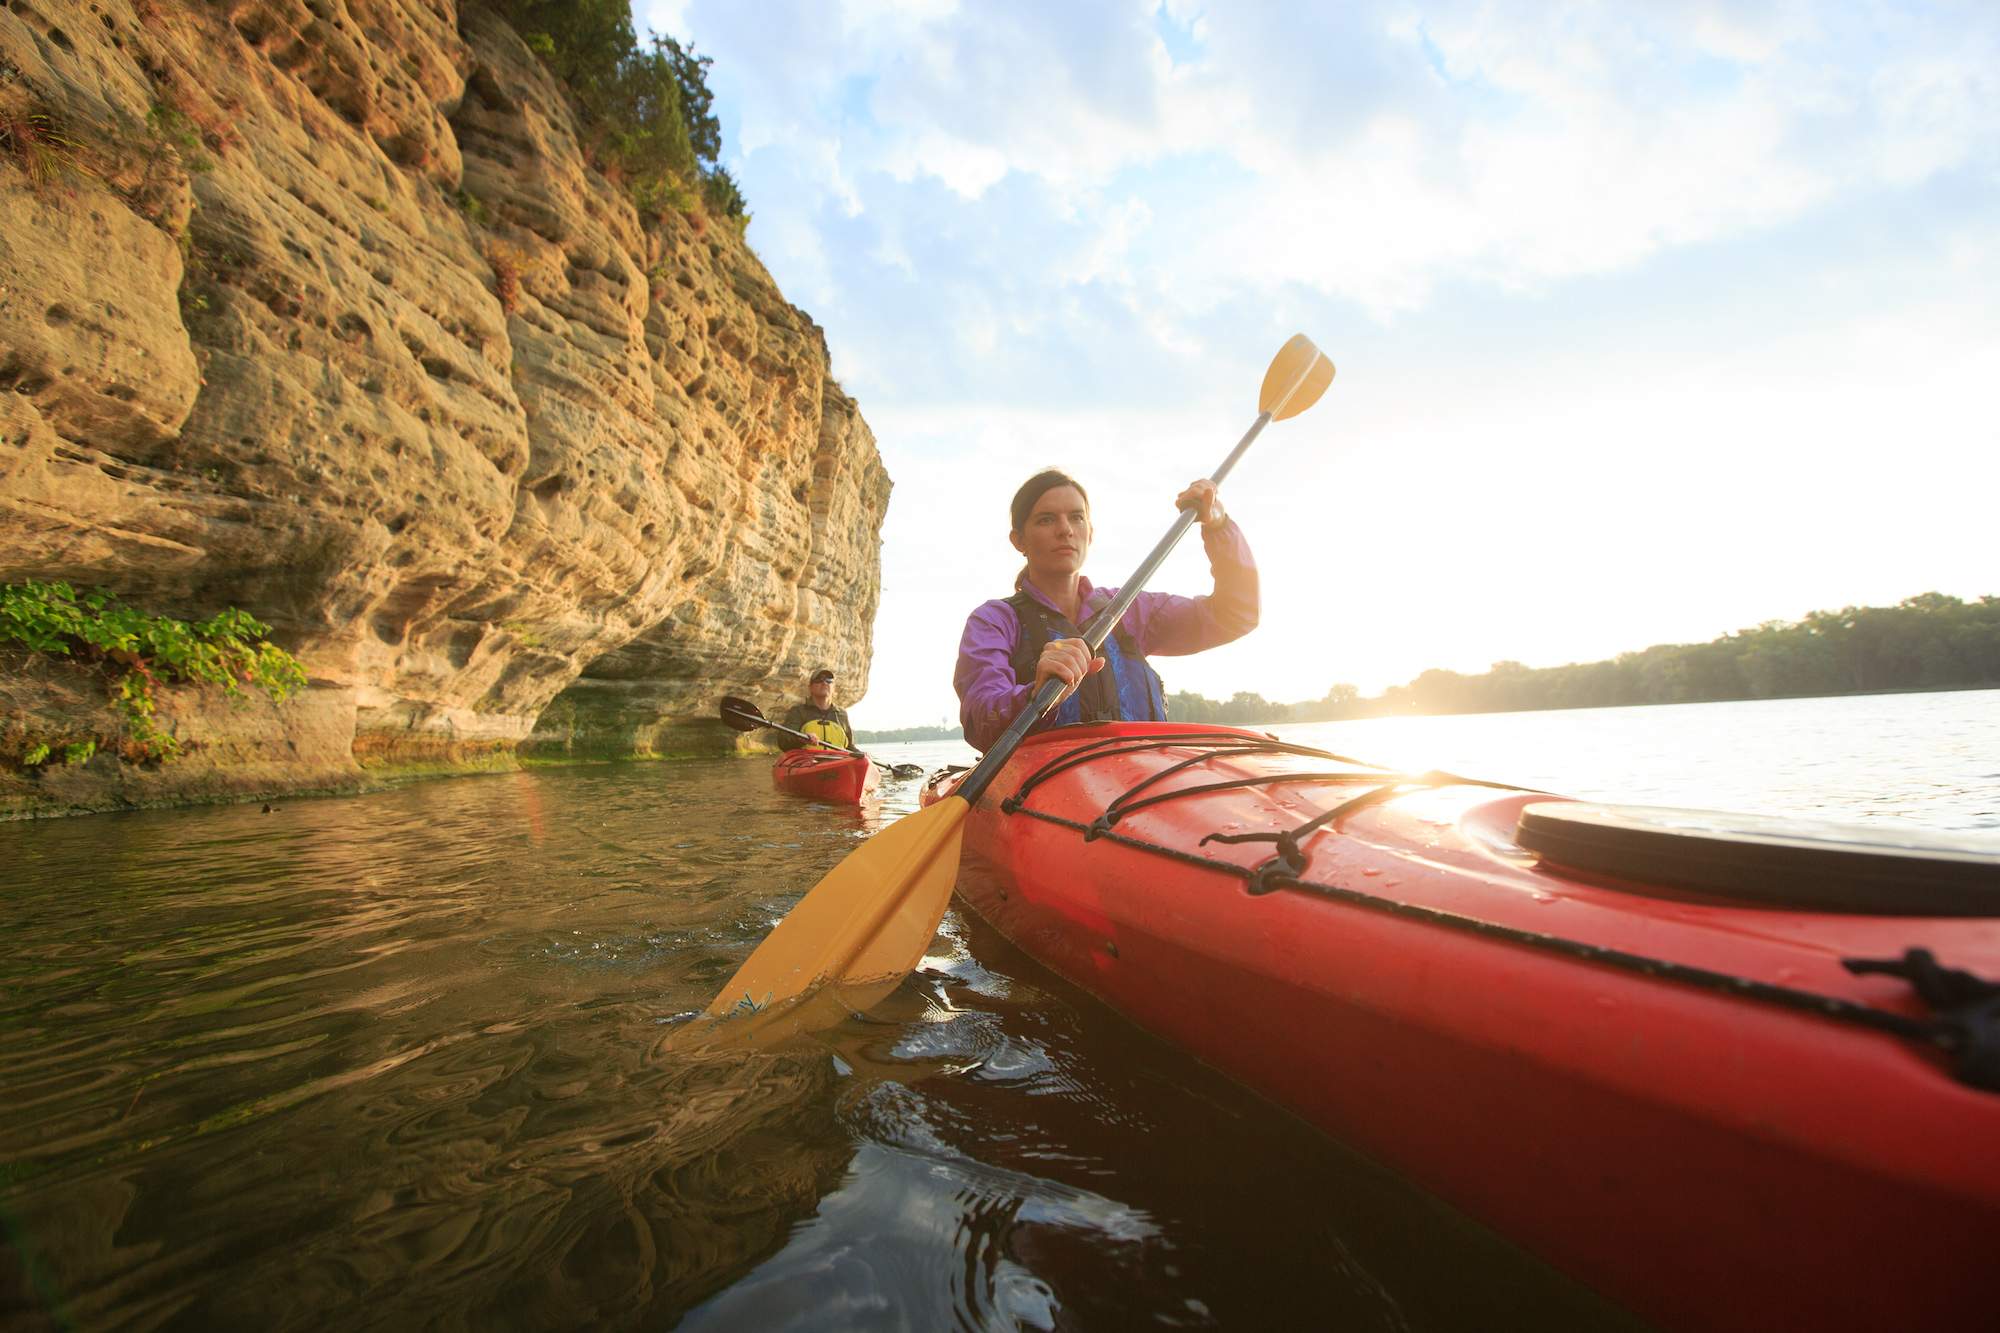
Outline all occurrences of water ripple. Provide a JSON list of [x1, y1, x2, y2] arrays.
[[0, 736, 1699, 1329]]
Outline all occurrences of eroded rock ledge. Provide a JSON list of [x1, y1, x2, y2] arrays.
[[0, 0, 888, 817]]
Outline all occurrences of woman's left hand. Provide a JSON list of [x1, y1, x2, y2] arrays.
[[1176, 479, 1226, 529]]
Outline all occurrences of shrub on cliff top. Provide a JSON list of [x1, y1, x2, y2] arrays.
[[0, 580, 306, 764], [482, 0, 745, 223]]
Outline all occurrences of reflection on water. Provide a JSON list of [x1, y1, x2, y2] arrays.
[[9, 691, 1983, 1329], [2, 766, 859, 1329], [1261, 690, 2000, 833], [0, 758, 1638, 1329], [875, 690, 2000, 834]]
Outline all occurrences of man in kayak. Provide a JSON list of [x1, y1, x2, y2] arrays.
[[779, 668, 856, 750], [954, 469, 1258, 752]]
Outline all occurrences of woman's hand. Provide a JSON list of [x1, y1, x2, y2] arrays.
[[1176, 478, 1227, 530], [1034, 636, 1104, 704]]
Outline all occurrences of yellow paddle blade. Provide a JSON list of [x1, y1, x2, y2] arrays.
[[664, 982, 890, 1055], [1258, 333, 1335, 421], [701, 795, 969, 1023]]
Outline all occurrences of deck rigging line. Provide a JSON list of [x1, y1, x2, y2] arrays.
[[977, 732, 2000, 1092]]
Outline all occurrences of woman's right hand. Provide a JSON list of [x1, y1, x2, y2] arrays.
[[1034, 636, 1104, 704]]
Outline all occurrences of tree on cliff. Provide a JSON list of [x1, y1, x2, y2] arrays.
[[482, 0, 745, 222]]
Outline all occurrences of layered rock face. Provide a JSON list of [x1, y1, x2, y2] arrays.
[[0, 0, 888, 814]]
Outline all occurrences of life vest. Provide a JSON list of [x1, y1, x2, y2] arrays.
[[799, 710, 852, 749], [1006, 590, 1167, 729]]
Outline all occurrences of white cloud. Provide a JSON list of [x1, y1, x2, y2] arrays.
[[633, 0, 692, 40], [885, 130, 1010, 197], [696, 1, 1996, 328], [664, 0, 2000, 725], [1058, 195, 1151, 287]]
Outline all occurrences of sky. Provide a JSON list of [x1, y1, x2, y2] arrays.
[[634, 0, 1999, 730]]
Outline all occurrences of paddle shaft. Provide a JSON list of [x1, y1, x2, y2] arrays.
[[690, 336, 1326, 1034], [727, 706, 871, 761], [956, 409, 1275, 807]]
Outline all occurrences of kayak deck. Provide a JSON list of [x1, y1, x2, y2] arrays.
[[925, 722, 2000, 1333]]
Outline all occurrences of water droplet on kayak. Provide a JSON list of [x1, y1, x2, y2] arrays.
[[1360, 867, 1381, 878], [1530, 890, 1556, 904]]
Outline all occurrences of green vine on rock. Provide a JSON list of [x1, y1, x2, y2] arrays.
[[0, 580, 306, 765]]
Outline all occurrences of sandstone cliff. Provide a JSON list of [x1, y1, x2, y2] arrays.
[[0, 0, 889, 816]]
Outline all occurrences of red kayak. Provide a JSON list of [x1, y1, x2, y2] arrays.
[[772, 746, 878, 803], [923, 721, 2000, 1333]]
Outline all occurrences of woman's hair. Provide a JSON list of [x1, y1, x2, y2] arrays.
[[1009, 469, 1089, 534]]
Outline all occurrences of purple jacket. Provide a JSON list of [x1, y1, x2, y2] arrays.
[[954, 518, 1259, 752]]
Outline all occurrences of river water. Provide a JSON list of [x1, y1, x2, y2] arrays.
[[3, 692, 1994, 1329]]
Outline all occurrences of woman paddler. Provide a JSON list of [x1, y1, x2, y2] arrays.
[[953, 468, 1259, 752]]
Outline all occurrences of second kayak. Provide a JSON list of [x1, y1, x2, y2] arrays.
[[772, 747, 878, 803], [923, 720, 2000, 1333]]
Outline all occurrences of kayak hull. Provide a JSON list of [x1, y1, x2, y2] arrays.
[[924, 722, 2000, 1333], [772, 747, 877, 803]]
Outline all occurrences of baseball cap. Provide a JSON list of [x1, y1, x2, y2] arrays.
[[810, 668, 835, 684]]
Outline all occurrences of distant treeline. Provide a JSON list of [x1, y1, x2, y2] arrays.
[[1168, 592, 2000, 725], [855, 723, 964, 743]]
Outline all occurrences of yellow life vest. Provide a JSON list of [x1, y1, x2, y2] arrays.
[[802, 715, 851, 749]]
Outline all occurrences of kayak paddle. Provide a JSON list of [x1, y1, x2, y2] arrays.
[[691, 334, 1334, 1035], [719, 695, 924, 779]]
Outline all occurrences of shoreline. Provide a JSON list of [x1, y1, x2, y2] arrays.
[[8, 684, 1992, 823], [1218, 681, 2000, 730], [0, 738, 784, 823]]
